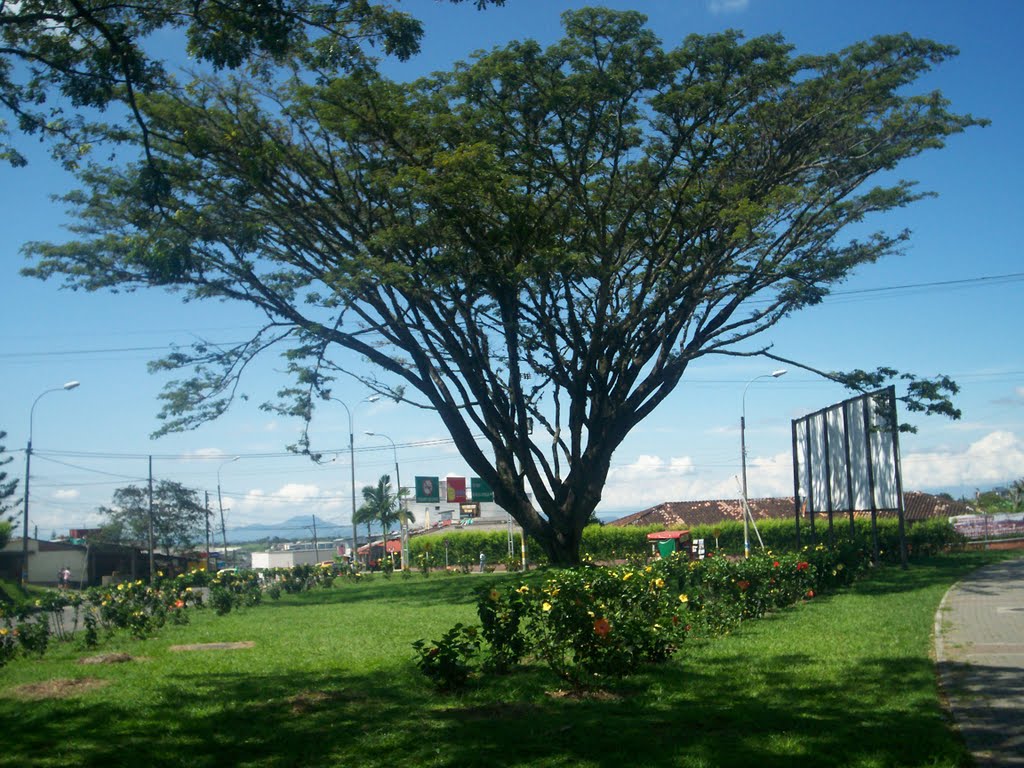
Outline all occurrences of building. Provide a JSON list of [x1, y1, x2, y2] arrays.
[[609, 491, 976, 528], [0, 537, 193, 586]]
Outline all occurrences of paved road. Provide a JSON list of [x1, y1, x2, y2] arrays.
[[935, 556, 1024, 767]]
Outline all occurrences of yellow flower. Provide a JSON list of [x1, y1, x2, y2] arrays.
[[678, 594, 689, 604], [623, 572, 633, 581], [654, 578, 666, 589], [542, 602, 552, 612], [644, 566, 652, 573], [0, 628, 7, 636], [516, 585, 530, 594], [117, 583, 125, 591], [488, 589, 500, 602]]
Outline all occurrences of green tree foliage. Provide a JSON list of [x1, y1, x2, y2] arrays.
[[23, 10, 984, 564], [0, 0, 502, 167], [97, 481, 206, 555], [0, 431, 20, 549], [354, 473, 412, 561]]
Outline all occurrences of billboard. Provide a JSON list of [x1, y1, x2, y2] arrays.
[[791, 385, 906, 563], [792, 386, 902, 514], [446, 476, 467, 503], [415, 476, 440, 503], [471, 477, 494, 502]]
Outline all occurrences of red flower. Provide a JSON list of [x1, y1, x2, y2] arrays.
[[593, 617, 611, 637], [736, 580, 750, 591], [773, 561, 780, 568], [805, 589, 815, 599], [173, 599, 185, 609], [796, 561, 810, 571]]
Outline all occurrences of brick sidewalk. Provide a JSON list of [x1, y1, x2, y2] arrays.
[[935, 557, 1024, 767]]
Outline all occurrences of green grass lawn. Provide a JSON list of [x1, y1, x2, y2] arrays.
[[0, 554, 1007, 768]]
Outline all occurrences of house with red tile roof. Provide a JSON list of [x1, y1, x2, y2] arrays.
[[608, 492, 975, 528]]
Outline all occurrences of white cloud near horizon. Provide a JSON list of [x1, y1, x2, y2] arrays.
[[53, 489, 80, 500], [597, 430, 1024, 513]]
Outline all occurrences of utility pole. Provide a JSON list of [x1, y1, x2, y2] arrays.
[[205, 491, 211, 572], [147, 456, 155, 582], [311, 515, 319, 561]]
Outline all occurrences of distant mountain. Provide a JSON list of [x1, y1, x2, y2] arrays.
[[228, 515, 350, 543]]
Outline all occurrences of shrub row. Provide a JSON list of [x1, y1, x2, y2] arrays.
[[412, 542, 873, 691], [0, 562, 358, 669], [579, 517, 965, 562]]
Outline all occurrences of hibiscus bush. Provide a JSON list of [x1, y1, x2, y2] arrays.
[[476, 584, 533, 673], [526, 563, 690, 687]]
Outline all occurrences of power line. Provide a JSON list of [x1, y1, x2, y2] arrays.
[[2, 273, 1020, 361]]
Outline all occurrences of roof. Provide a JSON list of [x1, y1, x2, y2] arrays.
[[608, 492, 975, 528]]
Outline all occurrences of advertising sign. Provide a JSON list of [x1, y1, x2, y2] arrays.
[[416, 476, 440, 503]]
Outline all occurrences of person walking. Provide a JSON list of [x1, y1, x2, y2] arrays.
[[58, 566, 71, 590], [478, 552, 486, 573]]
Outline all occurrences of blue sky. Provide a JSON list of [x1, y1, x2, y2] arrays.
[[1, 0, 1022, 538]]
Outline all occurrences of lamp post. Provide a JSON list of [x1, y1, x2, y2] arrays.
[[330, 396, 379, 566], [364, 431, 407, 571], [217, 456, 239, 567], [22, 380, 80, 585], [740, 369, 786, 559]]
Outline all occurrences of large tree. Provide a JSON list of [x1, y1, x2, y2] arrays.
[[97, 481, 207, 555], [24, 9, 984, 564], [0, 0, 501, 167]]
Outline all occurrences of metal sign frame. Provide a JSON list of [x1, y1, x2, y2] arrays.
[[791, 385, 907, 566]]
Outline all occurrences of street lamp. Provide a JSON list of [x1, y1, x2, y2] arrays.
[[217, 456, 240, 567], [331, 396, 378, 565], [22, 380, 80, 585], [740, 369, 786, 559], [364, 430, 407, 571]]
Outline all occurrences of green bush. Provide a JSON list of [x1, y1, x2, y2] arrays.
[[476, 584, 533, 673], [411, 624, 482, 691]]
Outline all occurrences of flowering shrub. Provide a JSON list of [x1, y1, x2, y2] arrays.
[[663, 543, 870, 636], [0, 626, 17, 668], [476, 585, 533, 673], [411, 623, 481, 690], [524, 562, 688, 687]]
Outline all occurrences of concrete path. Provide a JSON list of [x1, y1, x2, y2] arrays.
[[935, 556, 1024, 767]]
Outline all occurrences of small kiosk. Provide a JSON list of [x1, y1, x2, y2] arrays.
[[646, 530, 703, 561]]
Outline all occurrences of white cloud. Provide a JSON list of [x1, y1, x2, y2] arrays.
[[53, 489, 80, 500], [708, 0, 750, 13], [182, 447, 229, 460], [225, 483, 346, 525], [902, 430, 1024, 489]]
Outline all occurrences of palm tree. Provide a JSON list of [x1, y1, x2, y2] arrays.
[[356, 474, 414, 567]]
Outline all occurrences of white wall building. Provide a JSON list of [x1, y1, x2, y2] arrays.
[[1, 538, 87, 586]]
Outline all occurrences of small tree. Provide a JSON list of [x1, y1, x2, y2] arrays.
[[355, 474, 414, 566], [97, 481, 206, 556]]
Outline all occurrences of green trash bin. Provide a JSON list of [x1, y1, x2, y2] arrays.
[[657, 539, 677, 559]]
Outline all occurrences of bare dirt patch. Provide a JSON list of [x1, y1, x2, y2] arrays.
[[169, 641, 255, 652], [546, 688, 622, 702], [445, 701, 538, 721], [8, 677, 109, 700], [78, 652, 138, 665]]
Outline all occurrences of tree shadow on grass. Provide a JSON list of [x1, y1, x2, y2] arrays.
[[0, 646, 970, 768]]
